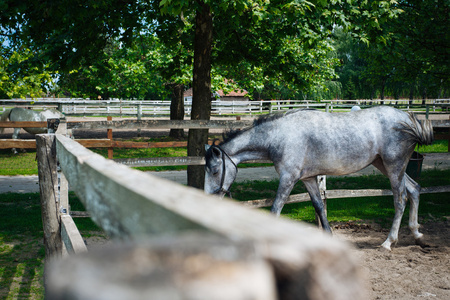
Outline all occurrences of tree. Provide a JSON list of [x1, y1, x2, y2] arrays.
[[334, 0, 449, 100], [1, 0, 401, 188]]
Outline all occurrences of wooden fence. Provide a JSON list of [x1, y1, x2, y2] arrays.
[[2, 98, 449, 117], [37, 133, 367, 299], [1, 116, 449, 154]]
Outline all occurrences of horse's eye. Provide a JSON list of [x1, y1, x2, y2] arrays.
[[211, 167, 220, 175]]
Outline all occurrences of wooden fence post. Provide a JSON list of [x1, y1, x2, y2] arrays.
[[107, 116, 113, 159], [137, 104, 142, 137], [36, 134, 62, 290]]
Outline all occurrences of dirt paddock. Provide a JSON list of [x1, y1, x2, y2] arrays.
[[85, 220, 449, 299], [331, 220, 450, 299]]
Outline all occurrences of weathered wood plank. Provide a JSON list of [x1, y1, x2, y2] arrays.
[[114, 156, 272, 167], [36, 134, 62, 290], [0, 121, 47, 128], [111, 140, 188, 148], [114, 156, 205, 167], [60, 215, 88, 255], [75, 139, 112, 147], [421, 185, 450, 194], [0, 139, 37, 148], [36, 134, 63, 259], [66, 119, 253, 130], [55, 133, 366, 300], [243, 186, 450, 208], [47, 234, 276, 300]]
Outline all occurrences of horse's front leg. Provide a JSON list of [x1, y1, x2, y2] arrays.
[[302, 177, 332, 233], [271, 173, 298, 216], [11, 128, 20, 154]]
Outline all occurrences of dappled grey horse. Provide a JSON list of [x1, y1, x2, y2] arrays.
[[204, 106, 434, 250], [0, 107, 65, 153]]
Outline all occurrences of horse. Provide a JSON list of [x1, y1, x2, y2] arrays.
[[204, 106, 434, 251], [0, 107, 65, 153]]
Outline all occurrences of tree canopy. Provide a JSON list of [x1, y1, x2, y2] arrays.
[[3, 0, 436, 187]]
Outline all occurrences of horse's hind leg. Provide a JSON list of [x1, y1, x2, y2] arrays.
[[372, 159, 423, 247], [302, 177, 332, 233], [405, 174, 424, 244], [382, 174, 408, 251]]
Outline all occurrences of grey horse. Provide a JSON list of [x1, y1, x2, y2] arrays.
[[204, 106, 433, 250], [0, 107, 65, 153]]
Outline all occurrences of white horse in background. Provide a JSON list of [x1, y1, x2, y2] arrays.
[[0, 107, 65, 153]]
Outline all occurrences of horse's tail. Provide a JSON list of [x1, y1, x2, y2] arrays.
[[399, 112, 434, 147], [0, 109, 13, 134]]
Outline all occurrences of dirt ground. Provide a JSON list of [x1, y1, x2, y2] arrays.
[[1, 221, 446, 299], [83, 220, 449, 300], [332, 220, 450, 300]]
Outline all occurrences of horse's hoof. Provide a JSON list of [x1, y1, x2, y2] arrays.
[[415, 237, 430, 248], [380, 241, 392, 251]]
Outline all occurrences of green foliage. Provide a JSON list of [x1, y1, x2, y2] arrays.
[[0, 45, 55, 98], [2, 0, 404, 101], [56, 37, 174, 99], [333, 0, 449, 100]]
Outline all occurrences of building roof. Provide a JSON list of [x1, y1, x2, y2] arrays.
[[184, 88, 248, 97]]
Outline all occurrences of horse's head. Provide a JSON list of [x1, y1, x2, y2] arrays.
[[204, 144, 238, 198]]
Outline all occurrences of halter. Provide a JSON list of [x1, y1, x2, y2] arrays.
[[209, 145, 238, 198]]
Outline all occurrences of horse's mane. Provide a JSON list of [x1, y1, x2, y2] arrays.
[[221, 108, 315, 144]]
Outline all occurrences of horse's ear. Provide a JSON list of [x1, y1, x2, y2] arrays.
[[205, 144, 211, 152], [211, 146, 222, 158]]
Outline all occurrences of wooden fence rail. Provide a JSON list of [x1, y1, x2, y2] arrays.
[[2, 98, 449, 117], [37, 133, 367, 299], [2, 117, 448, 153]]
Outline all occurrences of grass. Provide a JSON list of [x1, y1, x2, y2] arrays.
[[416, 139, 448, 153], [0, 192, 100, 299], [231, 169, 450, 227]]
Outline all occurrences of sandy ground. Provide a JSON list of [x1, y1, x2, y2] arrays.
[[81, 219, 450, 300], [334, 220, 450, 300]]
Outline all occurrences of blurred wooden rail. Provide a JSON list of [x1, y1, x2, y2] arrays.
[[36, 133, 367, 299]]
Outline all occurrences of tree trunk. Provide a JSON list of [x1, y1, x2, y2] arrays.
[[380, 78, 386, 105], [409, 84, 414, 106], [169, 83, 185, 139], [187, 2, 213, 189], [422, 88, 427, 105]]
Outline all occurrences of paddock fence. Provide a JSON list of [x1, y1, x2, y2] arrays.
[[1, 116, 449, 154], [1, 98, 449, 117], [37, 133, 367, 300]]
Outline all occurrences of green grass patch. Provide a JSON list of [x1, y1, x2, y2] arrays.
[[0, 149, 38, 176], [231, 169, 450, 227], [0, 192, 100, 299], [416, 139, 448, 153]]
